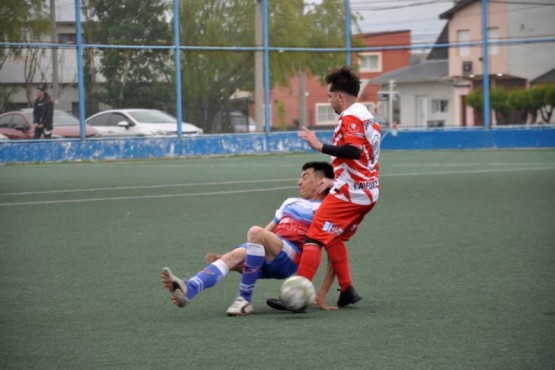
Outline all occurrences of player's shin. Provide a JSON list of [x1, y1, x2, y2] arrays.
[[326, 239, 352, 291], [238, 243, 265, 302], [187, 259, 229, 300], [296, 243, 322, 281]]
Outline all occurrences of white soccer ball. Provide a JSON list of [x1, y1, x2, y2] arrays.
[[279, 276, 316, 311]]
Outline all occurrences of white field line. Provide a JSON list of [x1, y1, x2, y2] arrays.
[[0, 165, 553, 207], [0, 178, 293, 196], [0, 186, 295, 206], [385, 166, 555, 177], [396, 162, 522, 167]]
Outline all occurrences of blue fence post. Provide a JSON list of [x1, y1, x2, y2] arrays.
[[482, 0, 490, 129], [74, 0, 86, 140], [173, 0, 183, 137], [344, 0, 351, 67], [262, 0, 271, 140]]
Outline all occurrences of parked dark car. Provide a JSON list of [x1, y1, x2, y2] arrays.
[[0, 109, 98, 139]]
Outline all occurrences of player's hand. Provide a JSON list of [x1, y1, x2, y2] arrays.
[[299, 128, 323, 152], [318, 178, 334, 194], [314, 294, 338, 310]]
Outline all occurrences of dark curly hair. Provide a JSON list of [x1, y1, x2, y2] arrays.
[[325, 66, 361, 97]]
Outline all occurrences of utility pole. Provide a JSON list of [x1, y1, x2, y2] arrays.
[[388, 80, 395, 125], [298, 2, 306, 128], [254, 0, 264, 132], [299, 72, 306, 128], [50, 0, 60, 103]]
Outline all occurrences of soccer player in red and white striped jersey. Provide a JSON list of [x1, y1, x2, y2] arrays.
[[296, 65, 380, 308]]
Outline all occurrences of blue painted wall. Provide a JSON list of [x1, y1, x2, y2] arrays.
[[381, 126, 555, 150], [1, 127, 554, 163]]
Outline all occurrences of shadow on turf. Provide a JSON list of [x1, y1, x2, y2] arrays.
[[258, 304, 373, 318]]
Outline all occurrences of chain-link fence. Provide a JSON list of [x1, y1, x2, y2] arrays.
[[1, 0, 554, 140]]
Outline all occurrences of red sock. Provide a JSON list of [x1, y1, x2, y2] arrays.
[[296, 244, 321, 281], [326, 240, 352, 291]]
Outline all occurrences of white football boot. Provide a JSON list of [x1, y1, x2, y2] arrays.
[[161, 267, 189, 308], [226, 296, 254, 316]]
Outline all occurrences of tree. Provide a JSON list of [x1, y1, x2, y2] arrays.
[[0, 0, 48, 68], [304, 0, 363, 82], [176, 0, 356, 132], [83, 0, 358, 131], [508, 87, 538, 124], [86, 0, 173, 110], [466, 85, 555, 125], [276, 99, 287, 130], [466, 88, 483, 110], [489, 88, 512, 124], [531, 83, 555, 123], [0, 0, 49, 106], [176, 0, 256, 131]]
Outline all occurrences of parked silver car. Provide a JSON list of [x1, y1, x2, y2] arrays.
[[86, 109, 203, 137], [229, 111, 256, 133]]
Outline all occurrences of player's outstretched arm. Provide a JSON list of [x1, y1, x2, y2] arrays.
[[299, 127, 361, 159], [299, 127, 323, 152], [314, 260, 338, 310]]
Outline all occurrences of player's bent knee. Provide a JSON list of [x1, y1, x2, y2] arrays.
[[247, 225, 266, 243]]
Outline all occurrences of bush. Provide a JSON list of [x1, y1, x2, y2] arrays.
[[466, 84, 554, 124]]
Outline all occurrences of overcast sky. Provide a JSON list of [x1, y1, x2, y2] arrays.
[[349, 0, 454, 45]]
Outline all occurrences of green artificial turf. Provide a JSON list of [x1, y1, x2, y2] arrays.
[[1, 150, 554, 369]]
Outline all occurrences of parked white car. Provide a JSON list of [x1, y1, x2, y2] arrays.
[[86, 109, 203, 137]]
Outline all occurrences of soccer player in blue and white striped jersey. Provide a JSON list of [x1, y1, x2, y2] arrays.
[[161, 161, 337, 316]]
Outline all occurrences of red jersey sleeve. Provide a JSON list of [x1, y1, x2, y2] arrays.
[[338, 114, 367, 148]]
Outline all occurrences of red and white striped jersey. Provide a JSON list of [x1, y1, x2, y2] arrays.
[[329, 102, 380, 206]]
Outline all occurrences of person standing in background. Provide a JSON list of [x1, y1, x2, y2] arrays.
[[33, 86, 54, 139]]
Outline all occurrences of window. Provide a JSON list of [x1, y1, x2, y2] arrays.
[[432, 100, 449, 113], [89, 113, 110, 126], [458, 30, 470, 56], [315, 104, 338, 126], [12, 115, 29, 130], [109, 113, 130, 126], [58, 33, 77, 44], [0, 115, 13, 128], [359, 53, 382, 72], [488, 27, 500, 55]]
